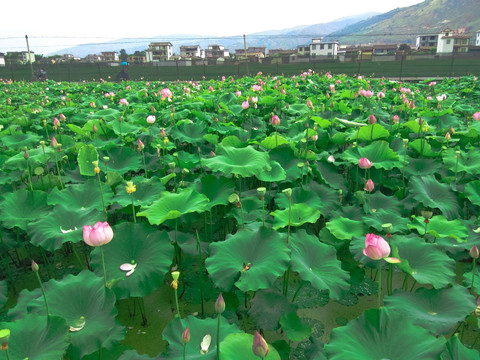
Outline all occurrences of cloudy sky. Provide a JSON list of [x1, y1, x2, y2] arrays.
[[1, 0, 424, 54]]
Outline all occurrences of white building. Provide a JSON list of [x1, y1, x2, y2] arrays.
[[0, 53, 5, 67], [309, 38, 339, 58], [416, 34, 439, 49], [180, 45, 204, 59], [476, 30, 480, 46], [146, 42, 173, 62], [437, 28, 470, 54]]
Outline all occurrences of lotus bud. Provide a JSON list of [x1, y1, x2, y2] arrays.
[[137, 139, 145, 151], [282, 188, 292, 199], [31, 260, 39, 272], [200, 334, 212, 354], [473, 112, 480, 121], [146, 115, 156, 124], [182, 327, 190, 344], [455, 150, 461, 159], [418, 118, 424, 126], [24, 149, 29, 160], [92, 124, 98, 133], [445, 132, 451, 140], [368, 114, 376, 124], [470, 245, 479, 259], [306, 99, 313, 109], [392, 114, 400, 123], [270, 114, 280, 126], [126, 181, 136, 194], [215, 293, 225, 314], [358, 157, 372, 169], [51, 136, 59, 148], [365, 179, 374, 192], [252, 331, 269, 359]]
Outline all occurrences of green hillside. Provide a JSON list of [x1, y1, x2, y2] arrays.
[[326, 0, 480, 45]]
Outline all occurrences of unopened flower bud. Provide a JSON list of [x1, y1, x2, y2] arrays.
[[470, 245, 479, 259], [182, 327, 190, 344], [215, 293, 225, 314], [31, 260, 39, 272]]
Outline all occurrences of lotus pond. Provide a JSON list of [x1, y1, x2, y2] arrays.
[[1, 72, 480, 359]]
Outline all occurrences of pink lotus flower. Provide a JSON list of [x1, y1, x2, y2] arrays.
[[83, 221, 113, 247], [427, 96, 432, 100], [59, 113, 66, 121], [119, 98, 129, 106], [252, 331, 269, 359], [252, 84, 262, 92], [208, 85, 214, 91], [51, 136, 58, 148], [235, 90, 242, 97], [363, 234, 401, 263], [327, 155, 335, 163], [377, 92, 385, 99], [137, 139, 145, 151], [271, 114, 280, 126], [365, 179, 374, 192], [215, 293, 225, 314], [182, 327, 190, 344], [306, 99, 313, 109], [392, 115, 400, 123], [473, 112, 480, 121], [436, 94, 447, 101], [120, 262, 137, 277], [146, 115, 156, 124], [358, 157, 372, 169], [53, 118, 60, 129], [242, 101, 250, 110], [368, 114, 376, 124], [161, 88, 172, 100]]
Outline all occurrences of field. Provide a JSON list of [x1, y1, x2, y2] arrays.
[[1, 56, 480, 82], [1, 71, 480, 359]]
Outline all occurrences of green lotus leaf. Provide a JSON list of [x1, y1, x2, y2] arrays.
[[256, 160, 287, 182], [363, 191, 403, 213], [113, 176, 165, 208], [10, 270, 123, 360], [137, 187, 209, 225], [78, 144, 99, 176], [110, 118, 140, 136], [0, 133, 42, 151], [408, 175, 460, 220], [48, 179, 114, 212], [326, 217, 366, 241], [170, 121, 207, 144], [463, 270, 480, 293], [289, 230, 350, 300], [343, 140, 400, 170], [91, 108, 121, 122], [363, 209, 409, 234], [280, 311, 312, 342], [271, 203, 321, 230], [0, 280, 7, 309], [0, 189, 51, 230], [269, 146, 302, 182], [99, 146, 142, 175], [28, 206, 105, 251], [83, 345, 140, 360], [407, 215, 468, 242], [219, 333, 281, 360], [4, 146, 54, 169], [90, 222, 174, 299], [354, 124, 390, 141], [205, 227, 290, 292], [0, 314, 69, 360], [383, 285, 476, 334], [464, 181, 480, 207], [441, 335, 480, 360], [392, 236, 456, 289], [195, 174, 235, 210], [162, 315, 241, 359], [405, 157, 443, 176], [248, 288, 298, 331], [315, 162, 348, 192], [260, 133, 289, 149], [202, 146, 271, 177], [118, 349, 157, 360], [409, 139, 441, 157], [176, 150, 200, 170], [228, 196, 263, 224], [285, 103, 310, 116], [325, 307, 446, 360], [443, 148, 480, 176]]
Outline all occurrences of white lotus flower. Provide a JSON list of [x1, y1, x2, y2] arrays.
[[200, 334, 211, 354], [120, 263, 137, 277]]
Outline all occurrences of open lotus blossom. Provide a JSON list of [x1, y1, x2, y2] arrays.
[[200, 334, 211, 354], [363, 233, 401, 263], [252, 330, 269, 359], [83, 221, 113, 247], [242, 101, 249, 109], [69, 316, 86, 332], [358, 157, 372, 169], [327, 155, 335, 163], [436, 94, 447, 101], [119, 98, 129, 106], [161, 88, 172, 100], [120, 262, 137, 277], [146, 115, 156, 124]]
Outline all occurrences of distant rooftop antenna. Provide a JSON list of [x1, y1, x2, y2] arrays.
[[25, 35, 34, 80]]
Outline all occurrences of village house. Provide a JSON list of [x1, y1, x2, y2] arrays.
[[5, 51, 35, 65], [179, 45, 204, 59], [0, 53, 5, 67], [309, 38, 339, 58], [296, 45, 310, 57], [205, 45, 229, 64], [146, 42, 173, 62], [416, 34, 439, 49], [84, 54, 103, 63], [101, 51, 119, 62], [437, 28, 470, 54], [476, 30, 480, 46]]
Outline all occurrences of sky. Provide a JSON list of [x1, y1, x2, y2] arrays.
[[1, 0, 424, 55]]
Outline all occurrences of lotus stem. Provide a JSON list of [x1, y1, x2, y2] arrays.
[[26, 158, 33, 191], [216, 314, 221, 360], [100, 246, 107, 287], [291, 281, 306, 303], [139, 297, 147, 326], [96, 172, 107, 216], [54, 152, 64, 189], [34, 271, 50, 316], [130, 193, 137, 223], [141, 148, 148, 178], [377, 261, 382, 307], [183, 343, 186, 360], [174, 287, 181, 318], [409, 279, 417, 292], [195, 229, 205, 316], [472, 258, 477, 290]]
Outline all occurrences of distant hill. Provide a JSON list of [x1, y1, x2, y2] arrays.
[[324, 0, 480, 45], [50, 12, 378, 57]]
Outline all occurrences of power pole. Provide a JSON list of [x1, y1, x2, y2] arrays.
[[243, 34, 249, 76], [25, 35, 34, 80]]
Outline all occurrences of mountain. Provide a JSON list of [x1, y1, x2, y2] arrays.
[[49, 12, 378, 57], [324, 0, 480, 45]]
